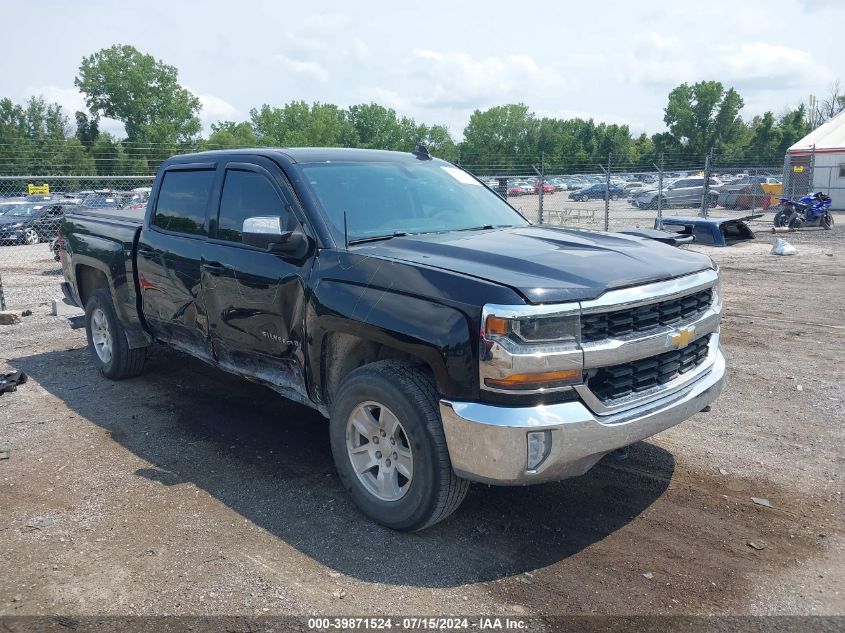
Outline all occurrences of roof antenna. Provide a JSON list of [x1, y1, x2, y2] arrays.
[[343, 211, 349, 249], [412, 143, 431, 160]]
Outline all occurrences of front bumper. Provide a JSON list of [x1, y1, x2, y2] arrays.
[[440, 347, 725, 485]]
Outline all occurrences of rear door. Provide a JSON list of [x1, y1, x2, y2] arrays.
[[201, 157, 311, 401], [135, 163, 216, 359]]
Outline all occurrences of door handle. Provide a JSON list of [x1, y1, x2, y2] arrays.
[[137, 247, 156, 259], [202, 261, 226, 274]]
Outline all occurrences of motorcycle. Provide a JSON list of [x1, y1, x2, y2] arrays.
[[773, 192, 834, 230]]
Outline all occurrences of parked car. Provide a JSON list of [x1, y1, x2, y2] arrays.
[[533, 182, 556, 194], [622, 181, 646, 193], [569, 183, 625, 201], [0, 204, 51, 245], [81, 193, 129, 210], [717, 183, 776, 210], [60, 147, 725, 531], [631, 177, 723, 209]]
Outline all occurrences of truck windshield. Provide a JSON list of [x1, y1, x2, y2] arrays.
[[300, 161, 528, 243]]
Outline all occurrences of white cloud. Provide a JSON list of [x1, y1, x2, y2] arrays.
[[625, 36, 833, 91], [271, 55, 329, 83], [187, 89, 242, 128], [302, 14, 350, 31], [404, 49, 566, 109]]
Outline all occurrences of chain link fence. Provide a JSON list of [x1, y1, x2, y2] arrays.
[[0, 151, 838, 311], [0, 176, 153, 310], [460, 154, 788, 232]]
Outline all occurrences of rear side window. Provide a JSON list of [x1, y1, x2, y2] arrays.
[[153, 169, 215, 236], [217, 169, 287, 243]]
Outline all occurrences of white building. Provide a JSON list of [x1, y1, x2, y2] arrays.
[[788, 109, 845, 210]]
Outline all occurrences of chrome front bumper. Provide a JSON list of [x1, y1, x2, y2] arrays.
[[440, 346, 725, 485]]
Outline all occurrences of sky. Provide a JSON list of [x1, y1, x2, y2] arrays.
[[1, 0, 843, 140]]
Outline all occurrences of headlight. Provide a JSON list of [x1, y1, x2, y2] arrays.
[[485, 314, 579, 345], [480, 309, 583, 392]]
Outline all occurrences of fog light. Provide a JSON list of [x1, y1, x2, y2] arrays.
[[526, 430, 552, 471]]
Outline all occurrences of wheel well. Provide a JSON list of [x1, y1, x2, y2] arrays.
[[75, 265, 109, 307], [321, 333, 428, 405]]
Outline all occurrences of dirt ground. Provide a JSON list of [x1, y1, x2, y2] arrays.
[[0, 219, 843, 619]]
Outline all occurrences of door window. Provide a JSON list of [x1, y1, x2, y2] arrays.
[[217, 169, 288, 243], [152, 170, 215, 236]]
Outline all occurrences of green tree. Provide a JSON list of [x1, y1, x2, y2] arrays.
[[746, 112, 783, 163], [75, 111, 100, 149], [461, 104, 537, 172], [75, 44, 201, 148], [663, 81, 745, 157], [344, 103, 404, 149], [205, 121, 258, 149]]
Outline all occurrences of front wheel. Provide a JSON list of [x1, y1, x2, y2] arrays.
[[84, 289, 147, 380], [610, 194, 620, 201], [329, 360, 469, 531], [22, 228, 39, 245], [822, 212, 834, 230]]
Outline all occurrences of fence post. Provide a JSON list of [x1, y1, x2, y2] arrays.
[[751, 166, 758, 212], [603, 153, 612, 231], [0, 272, 5, 311], [700, 149, 713, 217], [809, 144, 816, 194], [539, 151, 545, 224], [653, 153, 664, 219]]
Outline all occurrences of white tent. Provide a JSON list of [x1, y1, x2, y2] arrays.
[[788, 110, 845, 210], [788, 109, 845, 153]]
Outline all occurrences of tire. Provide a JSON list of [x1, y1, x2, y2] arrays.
[[22, 228, 39, 245], [329, 360, 469, 531], [84, 289, 147, 380], [822, 212, 834, 230], [611, 194, 620, 201], [773, 209, 790, 228], [648, 197, 664, 211]]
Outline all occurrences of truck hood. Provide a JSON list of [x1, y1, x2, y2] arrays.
[[360, 225, 713, 304]]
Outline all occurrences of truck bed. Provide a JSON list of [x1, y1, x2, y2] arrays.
[[69, 206, 146, 224]]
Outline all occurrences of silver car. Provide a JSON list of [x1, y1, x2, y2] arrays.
[[632, 177, 723, 210]]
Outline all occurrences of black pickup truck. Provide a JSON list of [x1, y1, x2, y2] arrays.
[[59, 148, 725, 530]]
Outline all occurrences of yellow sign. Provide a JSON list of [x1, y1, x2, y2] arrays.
[[28, 184, 50, 195], [792, 166, 805, 173], [668, 327, 695, 349]]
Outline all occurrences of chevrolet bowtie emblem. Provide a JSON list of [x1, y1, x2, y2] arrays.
[[668, 327, 695, 349]]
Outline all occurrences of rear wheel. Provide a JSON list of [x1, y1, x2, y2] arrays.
[[610, 193, 620, 201], [329, 360, 469, 531], [84, 289, 147, 380]]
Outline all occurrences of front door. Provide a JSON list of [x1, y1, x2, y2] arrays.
[[201, 159, 311, 403]]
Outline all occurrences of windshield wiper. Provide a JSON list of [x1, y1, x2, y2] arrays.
[[347, 231, 409, 245], [453, 224, 513, 232]]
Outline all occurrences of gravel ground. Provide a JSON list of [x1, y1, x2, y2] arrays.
[[0, 220, 842, 619]]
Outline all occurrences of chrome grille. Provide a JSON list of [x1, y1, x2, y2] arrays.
[[581, 288, 713, 342], [588, 335, 711, 401]]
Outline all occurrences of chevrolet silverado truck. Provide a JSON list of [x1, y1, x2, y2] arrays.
[[58, 148, 725, 531]]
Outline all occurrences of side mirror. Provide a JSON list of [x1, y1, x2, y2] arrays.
[[242, 216, 309, 257]]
